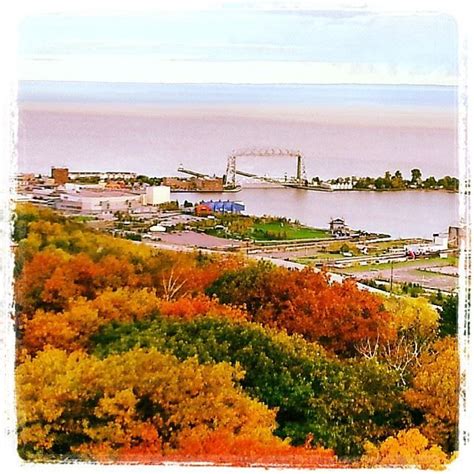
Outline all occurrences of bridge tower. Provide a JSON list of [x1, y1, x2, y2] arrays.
[[224, 154, 237, 188], [224, 148, 306, 188]]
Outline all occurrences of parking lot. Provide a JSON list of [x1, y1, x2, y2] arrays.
[[341, 261, 458, 292]]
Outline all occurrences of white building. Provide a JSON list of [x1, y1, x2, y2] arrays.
[[146, 186, 171, 205], [433, 232, 449, 249], [57, 190, 142, 214], [404, 233, 449, 256], [329, 177, 354, 190], [63, 183, 105, 192]]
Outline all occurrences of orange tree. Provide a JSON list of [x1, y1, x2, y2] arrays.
[[19, 291, 247, 357], [13, 204, 241, 312], [206, 261, 393, 355]]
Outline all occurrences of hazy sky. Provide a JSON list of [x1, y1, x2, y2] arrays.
[[18, 8, 458, 85]]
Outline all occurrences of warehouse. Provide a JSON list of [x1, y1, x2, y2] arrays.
[[57, 189, 142, 214], [200, 200, 245, 214]]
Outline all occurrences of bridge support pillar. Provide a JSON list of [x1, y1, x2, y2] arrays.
[[225, 155, 237, 188], [296, 155, 302, 184]]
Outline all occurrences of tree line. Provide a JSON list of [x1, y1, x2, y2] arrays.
[[320, 168, 459, 191]]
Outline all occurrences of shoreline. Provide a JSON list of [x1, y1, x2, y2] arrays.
[[171, 187, 459, 194], [286, 186, 458, 193]]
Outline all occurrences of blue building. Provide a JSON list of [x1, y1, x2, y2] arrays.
[[201, 200, 245, 214]]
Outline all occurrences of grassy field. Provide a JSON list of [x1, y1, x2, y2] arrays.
[[251, 222, 331, 241], [294, 254, 342, 265]]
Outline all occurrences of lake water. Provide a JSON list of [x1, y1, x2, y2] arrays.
[[17, 81, 460, 238], [18, 81, 458, 179], [174, 188, 459, 239]]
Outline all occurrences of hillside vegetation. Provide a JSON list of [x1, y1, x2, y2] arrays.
[[13, 204, 459, 468]]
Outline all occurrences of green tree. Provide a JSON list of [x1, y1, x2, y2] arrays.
[[340, 243, 350, 254], [439, 295, 458, 337], [391, 170, 405, 189], [423, 176, 437, 189], [411, 169, 422, 184], [92, 317, 409, 457], [374, 177, 385, 189]]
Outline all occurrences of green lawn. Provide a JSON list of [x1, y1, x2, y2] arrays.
[[251, 222, 331, 241], [71, 215, 96, 223], [294, 254, 342, 265]]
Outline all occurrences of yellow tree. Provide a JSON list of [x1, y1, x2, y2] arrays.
[[16, 347, 280, 462], [404, 336, 459, 451], [356, 296, 439, 383], [360, 428, 449, 470]]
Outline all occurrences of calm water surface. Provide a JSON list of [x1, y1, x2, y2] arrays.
[[174, 188, 459, 239]]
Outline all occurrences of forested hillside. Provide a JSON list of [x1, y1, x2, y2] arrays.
[[12, 204, 459, 468]]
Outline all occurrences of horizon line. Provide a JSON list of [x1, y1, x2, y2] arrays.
[[19, 79, 458, 88]]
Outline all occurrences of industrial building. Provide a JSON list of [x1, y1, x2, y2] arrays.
[[57, 190, 142, 214], [448, 226, 464, 249], [163, 177, 223, 192], [51, 167, 69, 185], [145, 185, 171, 205], [198, 200, 245, 214]]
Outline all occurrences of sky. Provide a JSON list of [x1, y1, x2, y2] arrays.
[[18, 7, 459, 85]]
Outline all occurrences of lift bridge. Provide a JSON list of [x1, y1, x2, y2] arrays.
[[224, 148, 307, 188]]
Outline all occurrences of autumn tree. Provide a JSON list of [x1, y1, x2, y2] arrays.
[[12, 204, 64, 243], [16, 347, 281, 462], [19, 290, 250, 356], [356, 296, 440, 383], [14, 204, 241, 310], [207, 263, 392, 355], [158, 294, 247, 321], [360, 429, 449, 470], [16, 248, 157, 316], [149, 253, 241, 300], [404, 337, 459, 452], [15, 248, 70, 314], [19, 287, 163, 355]]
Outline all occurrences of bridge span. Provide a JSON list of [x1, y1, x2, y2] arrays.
[[224, 147, 307, 188]]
